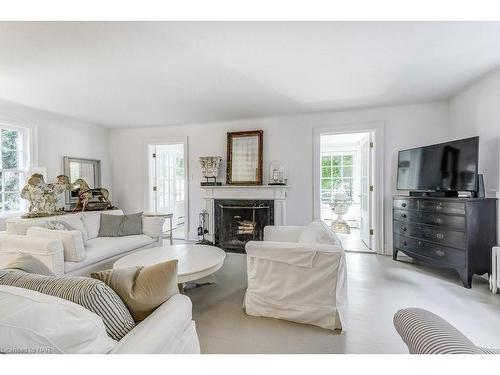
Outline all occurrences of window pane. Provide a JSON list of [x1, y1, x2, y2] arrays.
[[332, 167, 341, 178], [332, 178, 342, 190], [321, 167, 331, 178], [342, 179, 353, 197], [4, 193, 19, 211], [2, 150, 18, 169], [332, 156, 341, 167], [342, 155, 353, 165], [2, 129, 20, 151], [321, 156, 331, 167], [4, 172, 19, 191], [343, 166, 353, 177], [321, 179, 332, 190]]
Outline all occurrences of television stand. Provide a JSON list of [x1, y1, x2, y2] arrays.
[[393, 195, 497, 288]]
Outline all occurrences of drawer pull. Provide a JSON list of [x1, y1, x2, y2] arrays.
[[401, 213, 407, 218], [401, 203, 407, 208], [435, 217, 443, 224], [401, 227, 407, 232], [435, 249, 445, 257], [403, 241, 407, 246], [436, 233, 445, 240]]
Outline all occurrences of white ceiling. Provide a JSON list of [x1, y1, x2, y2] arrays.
[[1, 22, 500, 128]]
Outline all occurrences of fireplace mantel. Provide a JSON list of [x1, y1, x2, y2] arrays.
[[200, 185, 289, 243]]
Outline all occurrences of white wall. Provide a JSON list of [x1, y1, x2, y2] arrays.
[[110, 101, 450, 253], [0, 99, 111, 226], [449, 68, 500, 197], [449, 67, 500, 240]]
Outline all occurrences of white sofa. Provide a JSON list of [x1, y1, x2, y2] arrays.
[[0, 285, 200, 354], [0, 209, 165, 276], [244, 222, 347, 331]]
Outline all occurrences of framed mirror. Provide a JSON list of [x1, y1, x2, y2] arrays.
[[227, 130, 263, 185], [63, 156, 102, 204]]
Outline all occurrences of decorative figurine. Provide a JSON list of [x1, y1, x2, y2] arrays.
[[72, 178, 112, 212], [268, 161, 286, 185], [329, 193, 352, 234], [199, 156, 222, 186], [20, 174, 71, 218]]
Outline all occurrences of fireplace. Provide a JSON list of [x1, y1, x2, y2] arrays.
[[214, 199, 274, 253]]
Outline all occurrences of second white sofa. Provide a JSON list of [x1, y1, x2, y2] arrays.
[[0, 209, 165, 276]]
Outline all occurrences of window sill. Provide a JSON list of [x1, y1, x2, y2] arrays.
[[0, 211, 25, 219]]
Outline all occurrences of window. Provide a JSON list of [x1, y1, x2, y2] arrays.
[[175, 157, 185, 202], [321, 152, 355, 203], [0, 127, 27, 214]]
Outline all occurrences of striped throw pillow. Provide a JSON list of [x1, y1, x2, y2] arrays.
[[0, 270, 135, 340], [393, 308, 482, 354]]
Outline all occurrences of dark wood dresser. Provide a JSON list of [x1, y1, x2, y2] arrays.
[[393, 195, 497, 288]]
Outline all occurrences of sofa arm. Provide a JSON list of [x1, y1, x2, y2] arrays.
[[0, 233, 65, 276], [246, 240, 343, 268], [110, 294, 200, 354], [142, 216, 166, 239], [394, 308, 482, 354], [263, 226, 306, 242]]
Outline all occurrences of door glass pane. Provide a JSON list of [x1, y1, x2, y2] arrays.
[[332, 156, 341, 166], [321, 167, 331, 178], [321, 156, 331, 167], [343, 166, 353, 177], [332, 166, 341, 178], [342, 154, 353, 165]]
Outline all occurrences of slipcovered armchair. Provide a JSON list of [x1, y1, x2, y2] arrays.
[[244, 222, 347, 331]]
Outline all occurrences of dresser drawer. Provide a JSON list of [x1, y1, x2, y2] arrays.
[[394, 235, 465, 268], [393, 198, 416, 210], [394, 209, 466, 231], [418, 200, 466, 215], [394, 222, 466, 249]]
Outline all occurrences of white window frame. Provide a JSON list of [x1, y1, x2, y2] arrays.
[[0, 122, 32, 217], [320, 151, 356, 202]]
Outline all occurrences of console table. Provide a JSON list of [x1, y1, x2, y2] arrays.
[[393, 195, 497, 288]]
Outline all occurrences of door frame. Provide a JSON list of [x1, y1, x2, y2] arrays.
[[143, 137, 189, 241], [313, 122, 385, 255]]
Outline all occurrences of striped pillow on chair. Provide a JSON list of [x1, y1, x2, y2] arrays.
[[0, 270, 135, 341], [394, 308, 483, 354]]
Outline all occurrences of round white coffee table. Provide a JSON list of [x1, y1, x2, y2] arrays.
[[113, 244, 226, 283]]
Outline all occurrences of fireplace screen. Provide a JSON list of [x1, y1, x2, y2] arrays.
[[214, 199, 274, 253]]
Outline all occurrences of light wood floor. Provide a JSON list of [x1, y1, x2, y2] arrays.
[[185, 252, 500, 353]]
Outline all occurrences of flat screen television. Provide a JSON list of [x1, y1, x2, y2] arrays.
[[397, 136, 479, 193]]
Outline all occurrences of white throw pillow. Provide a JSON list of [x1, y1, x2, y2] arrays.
[[298, 220, 340, 245], [58, 215, 89, 243], [27, 226, 86, 262], [0, 285, 117, 354]]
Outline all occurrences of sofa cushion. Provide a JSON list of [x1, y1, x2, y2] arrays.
[[119, 212, 143, 236], [98, 214, 123, 237], [98, 212, 143, 237], [0, 271, 135, 341], [0, 285, 116, 354], [64, 235, 156, 273], [298, 221, 340, 246], [27, 226, 86, 262], [91, 259, 179, 322], [56, 215, 89, 243], [83, 209, 124, 240], [3, 253, 55, 276]]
